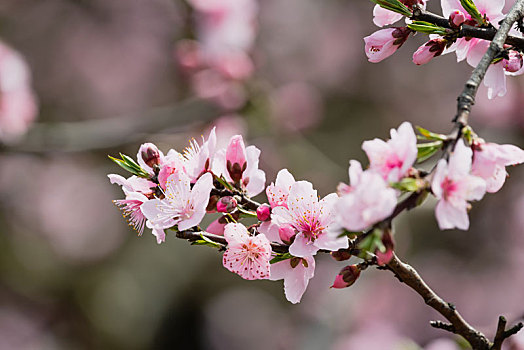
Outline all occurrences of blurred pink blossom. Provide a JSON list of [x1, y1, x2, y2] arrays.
[[0, 41, 38, 142]]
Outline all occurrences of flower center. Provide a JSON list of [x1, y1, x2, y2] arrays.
[[441, 177, 457, 200]]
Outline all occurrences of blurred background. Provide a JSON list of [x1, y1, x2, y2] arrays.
[[0, 0, 523, 349]]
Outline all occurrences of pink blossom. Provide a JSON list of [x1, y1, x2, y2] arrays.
[[471, 142, 524, 193], [432, 140, 486, 230], [271, 181, 347, 257], [266, 168, 296, 208], [214, 135, 266, 196], [336, 160, 398, 232], [222, 223, 271, 280], [372, 0, 426, 27], [364, 28, 411, 63], [225, 135, 247, 182], [158, 150, 186, 189], [362, 121, 417, 183], [441, 0, 505, 63], [269, 256, 315, 304], [0, 41, 38, 142], [141, 172, 213, 231], [413, 39, 446, 65], [107, 174, 155, 195], [182, 127, 217, 182], [449, 10, 466, 27]]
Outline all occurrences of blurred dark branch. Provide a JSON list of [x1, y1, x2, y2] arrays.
[[386, 253, 492, 349], [411, 7, 524, 50], [0, 99, 220, 154], [492, 316, 524, 350]]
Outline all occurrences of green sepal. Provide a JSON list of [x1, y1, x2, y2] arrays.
[[417, 141, 443, 163], [190, 234, 223, 249], [416, 126, 447, 141], [270, 252, 293, 264], [337, 229, 361, 239], [369, 0, 412, 17], [459, 0, 485, 25], [108, 153, 149, 178], [407, 21, 451, 35]]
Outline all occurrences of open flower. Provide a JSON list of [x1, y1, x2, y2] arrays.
[[271, 181, 347, 257], [222, 223, 271, 280], [471, 141, 524, 193], [270, 256, 315, 304], [336, 161, 398, 232], [182, 127, 217, 182], [372, 0, 426, 27], [432, 140, 486, 230], [141, 172, 213, 231], [362, 122, 417, 183]]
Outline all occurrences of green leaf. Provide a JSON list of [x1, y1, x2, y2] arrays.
[[358, 229, 383, 255], [108, 154, 149, 177], [459, 0, 484, 24], [190, 234, 223, 249], [390, 178, 424, 192], [369, 0, 412, 17], [270, 252, 293, 264], [417, 141, 443, 163], [407, 21, 450, 35], [215, 175, 235, 191], [416, 126, 447, 141]]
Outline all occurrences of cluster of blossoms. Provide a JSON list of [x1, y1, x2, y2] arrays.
[[0, 40, 38, 143], [109, 123, 524, 304], [364, 0, 524, 98], [175, 0, 258, 110]]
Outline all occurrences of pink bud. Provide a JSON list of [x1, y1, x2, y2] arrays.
[[331, 265, 361, 289], [413, 39, 446, 66], [449, 10, 466, 27], [278, 224, 296, 244], [376, 228, 395, 266], [226, 135, 247, 183], [217, 196, 238, 213], [139, 143, 161, 168], [364, 27, 411, 63], [503, 51, 523, 73], [256, 204, 271, 221]]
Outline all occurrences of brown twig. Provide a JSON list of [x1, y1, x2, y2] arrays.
[[387, 253, 491, 349], [0, 99, 219, 154]]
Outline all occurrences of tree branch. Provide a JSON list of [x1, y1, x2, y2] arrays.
[[0, 99, 220, 154], [386, 253, 491, 349]]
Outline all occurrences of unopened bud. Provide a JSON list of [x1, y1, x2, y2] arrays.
[[331, 265, 361, 289], [331, 249, 352, 261], [413, 39, 446, 65], [217, 196, 238, 213], [139, 143, 161, 168], [503, 51, 523, 73], [278, 224, 296, 245], [376, 228, 395, 266], [256, 204, 271, 221], [449, 10, 466, 27], [226, 135, 247, 183]]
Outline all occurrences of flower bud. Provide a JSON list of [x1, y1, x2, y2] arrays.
[[413, 39, 446, 66], [139, 143, 161, 168], [331, 265, 361, 289], [331, 249, 352, 261], [503, 51, 523, 73], [364, 27, 411, 63], [449, 10, 466, 27], [376, 228, 395, 266], [278, 224, 296, 245], [226, 135, 248, 183], [256, 204, 271, 221], [217, 196, 238, 213]]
